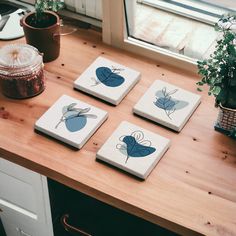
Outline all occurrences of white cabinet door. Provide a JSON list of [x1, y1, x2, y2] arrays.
[[0, 158, 54, 236]]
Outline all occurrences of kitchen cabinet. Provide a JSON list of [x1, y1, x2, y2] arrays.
[[0, 157, 176, 236], [0, 158, 54, 236]]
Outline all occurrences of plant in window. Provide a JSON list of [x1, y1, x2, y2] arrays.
[[20, 0, 65, 62], [197, 14, 236, 137]]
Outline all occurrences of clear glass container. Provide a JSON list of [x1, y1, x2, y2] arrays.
[[0, 44, 45, 99]]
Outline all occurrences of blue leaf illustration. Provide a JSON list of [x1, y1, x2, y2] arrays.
[[95, 67, 125, 87], [65, 115, 87, 132], [154, 87, 181, 119], [116, 130, 156, 163], [154, 97, 176, 110], [55, 103, 97, 132], [174, 100, 189, 110], [155, 90, 189, 111]]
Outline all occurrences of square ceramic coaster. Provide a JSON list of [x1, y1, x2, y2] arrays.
[[133, 80, 201, 132], [35, 95, 108, 149], [96, 121, 170, 179], [74, 56, 141, 105]]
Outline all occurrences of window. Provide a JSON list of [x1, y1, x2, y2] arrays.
[[102, 0, 236, 72]]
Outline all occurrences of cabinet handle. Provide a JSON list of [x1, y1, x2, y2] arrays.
[[61, 214, 92, 236]]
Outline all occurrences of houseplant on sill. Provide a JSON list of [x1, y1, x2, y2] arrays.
[[20, 0, 64, 62], [197, 14, 236, 139]]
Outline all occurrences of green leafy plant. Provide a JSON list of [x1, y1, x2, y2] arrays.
[[197, 14, 236, 109], [32, 0, 64, 26]]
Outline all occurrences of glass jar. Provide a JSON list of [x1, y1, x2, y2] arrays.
[[0, 44, 45, 99]]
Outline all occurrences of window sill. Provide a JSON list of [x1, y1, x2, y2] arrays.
[[123, 37, 198, 74]]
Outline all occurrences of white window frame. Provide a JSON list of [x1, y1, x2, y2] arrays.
[[102, 0, 202, 73]]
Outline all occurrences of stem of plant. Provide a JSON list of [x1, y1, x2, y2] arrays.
[[55, 111, 68, 129]]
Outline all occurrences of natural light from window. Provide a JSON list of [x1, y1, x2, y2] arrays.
[[124, 0, 236, 61]]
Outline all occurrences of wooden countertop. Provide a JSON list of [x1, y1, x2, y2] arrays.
[[0, 28, 236, 236]]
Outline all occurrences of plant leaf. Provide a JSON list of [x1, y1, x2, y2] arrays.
[[154, 97, 176, 110], [212, 86, 221, 96], [95, 67, 125, 87], [123, 136, 156, 158], [167, 89, 178, 96], [67, 103, 77, 111]]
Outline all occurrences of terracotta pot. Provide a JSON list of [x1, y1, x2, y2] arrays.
[[20, 11, 60, 62], [214, 104, 236, 135]]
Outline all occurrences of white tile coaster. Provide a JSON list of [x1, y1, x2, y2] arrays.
[[133, 80, 201, 132], [96, 121, 170, 179], [35, 95, 108, 149], [74, 56, 141, 105]]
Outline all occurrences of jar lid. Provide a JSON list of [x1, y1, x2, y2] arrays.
[[0, 44, 42, 67], [0, 44, 43, 77]]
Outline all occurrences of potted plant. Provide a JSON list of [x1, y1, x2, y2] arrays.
[[20, 0, 64, 62], [197, 14, 236, 138]]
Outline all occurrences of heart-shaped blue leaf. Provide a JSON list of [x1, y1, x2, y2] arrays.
[[65, 115, 87, 132], [123, 135, 156, 162], [123, 136, 156, 158], [117, 131, 156, 163], [96, 67, 125, 87]]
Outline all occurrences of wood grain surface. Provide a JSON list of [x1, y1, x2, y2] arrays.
[[0, 28, 236, 236]]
